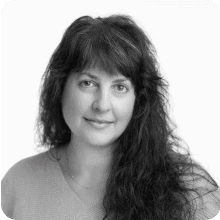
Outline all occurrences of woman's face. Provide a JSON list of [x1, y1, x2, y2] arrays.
[[61, 67, 136, 149]]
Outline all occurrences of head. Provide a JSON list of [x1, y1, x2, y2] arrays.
[[37, 14, 165, 152], [61, 67, 136, 151]]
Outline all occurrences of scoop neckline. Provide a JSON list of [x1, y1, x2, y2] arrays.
[[52, 146, 105, 211]]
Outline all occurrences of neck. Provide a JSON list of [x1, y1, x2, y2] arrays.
[[66, 136, 113, 185]]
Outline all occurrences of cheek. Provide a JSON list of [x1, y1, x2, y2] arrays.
[[115, 95, 135, 123], [62, 89, 83, 129], [62, 86, 89, 116], [62, 92, 95, 136]]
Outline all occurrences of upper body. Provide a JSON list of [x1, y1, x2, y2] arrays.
[[2, 146, 220, 220], [2, 14, 220, 220]]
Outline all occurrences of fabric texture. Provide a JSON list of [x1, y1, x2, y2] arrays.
[[1, 150, 106, 220], [1, 149, 220, 220]]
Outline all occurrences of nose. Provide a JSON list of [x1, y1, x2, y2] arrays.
[[92, 88, 111, 112]]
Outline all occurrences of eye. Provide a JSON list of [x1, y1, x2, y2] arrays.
[[114, 84, 129, 93], [80, 80, 96, 87]]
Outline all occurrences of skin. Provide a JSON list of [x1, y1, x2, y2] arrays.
[[61, 67, 136, 186]]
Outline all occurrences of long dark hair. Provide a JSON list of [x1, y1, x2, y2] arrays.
[[36, 15, 218, 219]]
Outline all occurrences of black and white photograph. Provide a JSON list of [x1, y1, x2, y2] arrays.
[[1, 0, 220, 219]]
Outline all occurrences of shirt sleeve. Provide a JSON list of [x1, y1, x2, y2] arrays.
[[194, 187, 220, 220], [183, 162, 220, 220], [1, 164, 17, 219]]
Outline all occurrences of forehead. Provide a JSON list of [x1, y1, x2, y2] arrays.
[[75, 68, 130, 81]]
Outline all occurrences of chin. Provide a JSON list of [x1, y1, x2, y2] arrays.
[[84, 136, 114, 148]]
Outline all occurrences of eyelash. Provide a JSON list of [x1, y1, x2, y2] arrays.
[[79, 80, 129, 93]]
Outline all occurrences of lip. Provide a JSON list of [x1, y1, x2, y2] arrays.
[[84, 118, 113, 123], [84, 118, 113, 130]]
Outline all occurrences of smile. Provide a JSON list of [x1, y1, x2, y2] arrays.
[[84, 118, 113, 130]]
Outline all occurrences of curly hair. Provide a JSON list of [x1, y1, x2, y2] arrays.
[[35, 15, 218, 220]]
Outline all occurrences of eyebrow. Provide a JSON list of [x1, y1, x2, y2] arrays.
[[79, 72, 130, 83]]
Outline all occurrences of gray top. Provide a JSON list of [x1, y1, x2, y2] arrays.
[[1, 148, 220, 219]]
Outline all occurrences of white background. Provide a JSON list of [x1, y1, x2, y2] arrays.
[[1, 0, 220, 219]]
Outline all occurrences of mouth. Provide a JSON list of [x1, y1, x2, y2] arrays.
[[84, 118, 113, 129], [84, 118, 113, 124]]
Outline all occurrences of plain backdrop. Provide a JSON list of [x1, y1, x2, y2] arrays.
[[1, 0, 220, 219]]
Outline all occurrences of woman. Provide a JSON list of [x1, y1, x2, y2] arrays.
[[1, 14, 220, 220]]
